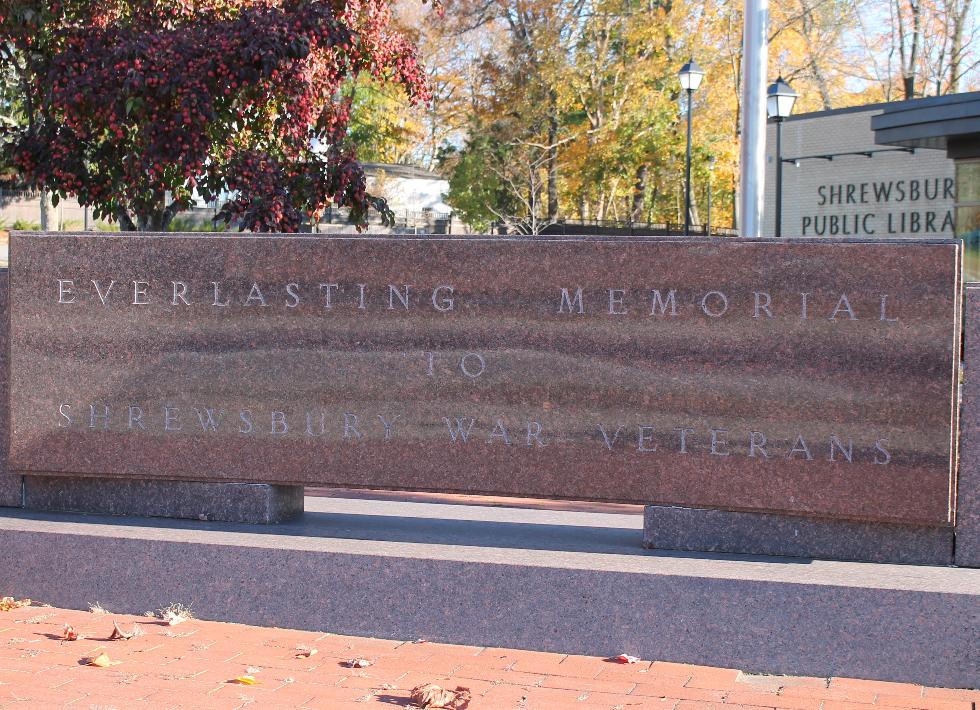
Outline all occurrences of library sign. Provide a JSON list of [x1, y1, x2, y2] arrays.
[[800, 177, 955, 237]]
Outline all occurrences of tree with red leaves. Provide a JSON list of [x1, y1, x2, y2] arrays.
[[0, 0, 431, 231]]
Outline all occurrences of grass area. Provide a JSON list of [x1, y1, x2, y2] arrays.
[[167, 216, 226, 232], [965, 245, 980, 283]]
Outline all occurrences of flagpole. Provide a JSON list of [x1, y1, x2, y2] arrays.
[[739, 0, 769, 238]]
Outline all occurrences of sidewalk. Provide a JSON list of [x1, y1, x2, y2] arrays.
[[0, 603, 976, 710]]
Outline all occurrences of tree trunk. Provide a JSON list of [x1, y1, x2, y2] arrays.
[[132, 197, 181, 231], [910, 0, 921, 97], [800, 0, 834, 110], [731, 172, 739, 231], [116, 210, 138, 231], [902, 73, 916, 99], [546, 89, 559, 221], [688, 201, 701, 230], [631, 164, 648, 222], [898, 0, 921, 99], [948, 0, 971, 93], [39, 191, 51, 231], [811, 58, 834, 110]]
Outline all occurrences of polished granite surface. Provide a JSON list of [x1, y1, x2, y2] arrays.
[[8, 233, 962, 524]]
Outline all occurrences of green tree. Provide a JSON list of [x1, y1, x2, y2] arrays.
[[441, 134, 516, 232], [346, 76, 426, 164]]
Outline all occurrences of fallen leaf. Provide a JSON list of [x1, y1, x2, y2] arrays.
[[410, 683, 472, 709], [610, 653, 640, 664], [295, 647, 318, 658], [84, 653, 121, 668], [158, 603, 194, 626], [346, 658, 372, 668], [109, 621, 136, 640], [0, 597, 31, 612], [232, 675, 260, 685], [62, 624, 79, 641]]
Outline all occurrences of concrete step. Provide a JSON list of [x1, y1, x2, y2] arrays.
[[1, 497, 978, 687]]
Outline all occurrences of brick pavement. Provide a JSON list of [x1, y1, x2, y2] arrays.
[[0, 603, 977, 710]]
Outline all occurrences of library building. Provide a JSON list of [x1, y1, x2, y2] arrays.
[[764, 91, 980, 278]]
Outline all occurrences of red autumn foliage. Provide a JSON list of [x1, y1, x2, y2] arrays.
[[0, 0, 432, 231]]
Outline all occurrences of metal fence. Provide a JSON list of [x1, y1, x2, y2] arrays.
[[318, 206, 455, 234], [317, 211, 740, 237], [0, 189, 43, 203], [2, 193, 739, 237], [539, 219, 739, 237]]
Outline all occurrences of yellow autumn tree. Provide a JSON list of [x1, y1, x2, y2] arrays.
[[372, 0, 979, 233]]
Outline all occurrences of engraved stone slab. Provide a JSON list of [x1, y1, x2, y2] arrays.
[[0, 269, 21, 508], [8, 233, 962, 525]]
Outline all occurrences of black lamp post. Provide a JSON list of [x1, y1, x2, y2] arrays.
[[678, 59, 705, 236], [766, 76, 799, 239]]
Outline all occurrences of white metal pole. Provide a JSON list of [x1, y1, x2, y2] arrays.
[[739, 0, 769, 238]]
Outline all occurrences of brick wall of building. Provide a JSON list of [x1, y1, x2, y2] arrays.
[[763, 105, 955, 239]]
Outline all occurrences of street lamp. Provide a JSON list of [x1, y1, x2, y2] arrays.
[[678, 59, 705, 236], [767, 76, 798, 238]]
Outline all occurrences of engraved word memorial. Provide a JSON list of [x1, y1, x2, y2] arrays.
[[8, 233, 962, 525]]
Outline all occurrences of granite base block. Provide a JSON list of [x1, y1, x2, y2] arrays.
[[23, 476, 303, 523], [955, 286, 980, 567], [1, 497, 978, 687], [0, 474, 21, 507], [643, 505, 954, 565]]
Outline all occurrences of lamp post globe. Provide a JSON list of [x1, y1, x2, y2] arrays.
[[678, 59, 705, 92], [767, 76, 798, 238], [678, 59, 705, 236], [767, 76, 798, 119]]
